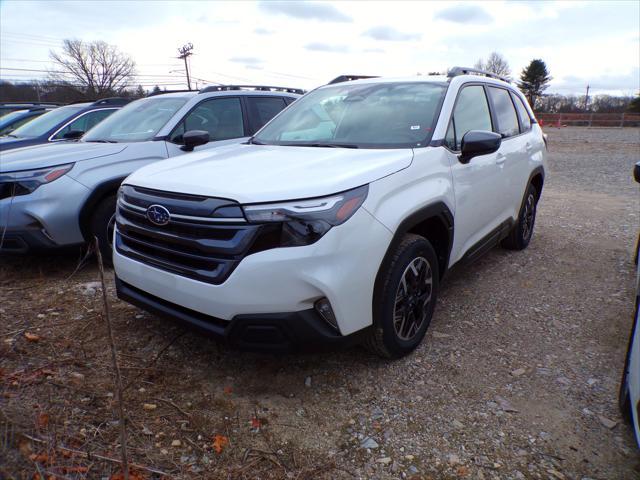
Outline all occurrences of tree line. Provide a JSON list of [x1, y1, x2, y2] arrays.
[[1, 40, 638, 114]]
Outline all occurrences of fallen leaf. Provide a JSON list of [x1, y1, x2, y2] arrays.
[[223, 386, 233, 395], [250, 417, 261, 429], [24, 332, 40, 342], [143, 403, 157, 411], [37, 412, 49, 429], [213, 434, 229, 454], [456, 465, 470, 477]]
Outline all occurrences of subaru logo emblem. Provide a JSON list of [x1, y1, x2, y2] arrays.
[[146, 204, 171, 226]]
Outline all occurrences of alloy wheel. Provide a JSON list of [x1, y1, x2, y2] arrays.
[[393, 256, 433, 341]]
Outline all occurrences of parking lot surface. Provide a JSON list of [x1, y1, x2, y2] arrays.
[[1, 127, 639, 479]]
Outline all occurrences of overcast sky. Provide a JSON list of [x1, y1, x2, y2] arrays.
[[1, 0, 638, 96]]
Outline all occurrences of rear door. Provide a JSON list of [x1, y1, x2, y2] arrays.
[[486, 86, 526, 220], [446, 84, 507, 262], [164, 96, 247, 156]]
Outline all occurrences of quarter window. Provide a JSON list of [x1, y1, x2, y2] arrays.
[[488, 87, 519, 138], [512, 93, 532, 132], [171, 97, 244, 144], [445, 85, 492, 151]]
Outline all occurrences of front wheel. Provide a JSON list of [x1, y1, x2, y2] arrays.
[[90, 195, 117, 267], [502, 184, 538, 251], [365, 234, 439, 358]]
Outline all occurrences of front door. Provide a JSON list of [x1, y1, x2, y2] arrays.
[[445, 84, 507, 263]]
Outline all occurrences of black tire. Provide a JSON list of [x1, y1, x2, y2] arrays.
[[501, 184, 538, 250], [90, 195, 117, 267], [365, 234, 439, 359]]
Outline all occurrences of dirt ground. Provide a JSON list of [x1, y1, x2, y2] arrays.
[[1, 127, 639, 480]]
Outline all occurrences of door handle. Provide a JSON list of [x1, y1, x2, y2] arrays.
[[525, 143, 533, 152], [496, 154, 506, 165]]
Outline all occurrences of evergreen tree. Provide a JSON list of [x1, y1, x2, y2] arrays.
[[518, 59, 551, 108]]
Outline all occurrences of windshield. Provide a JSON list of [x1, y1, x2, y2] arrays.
[[83, 96, 189, 143], [9, 105, 83, 138], [254, 82, 447, 148]]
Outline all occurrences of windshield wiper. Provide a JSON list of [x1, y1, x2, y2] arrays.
[[86, 139, 118, 143], [248, 137, 266, 145], [302, 143, 359, 149]]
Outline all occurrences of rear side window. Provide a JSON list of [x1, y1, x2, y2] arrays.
[[171, 97, 244, 143], [511, 93, 532, 132], [445, 85, 492, 151], [246, 96, 287, 133], [488, 87, 519, 138]]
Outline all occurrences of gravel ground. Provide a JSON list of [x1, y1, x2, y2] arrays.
[[1, 127, 639, 479]]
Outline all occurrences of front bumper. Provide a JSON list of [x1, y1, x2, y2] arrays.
[[113, 207, 393, 337], [116, 277, 367, 351], [0, 175, 89, 251]]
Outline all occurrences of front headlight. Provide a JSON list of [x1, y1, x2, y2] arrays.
[[242, 185, 368, 247], [0, 163, 74, 199]]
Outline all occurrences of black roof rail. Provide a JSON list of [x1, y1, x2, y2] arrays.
[[447, 66, 510, 83], [146, 89, 194, 97], [328, 75, 379, 85], [199, 85, 305, 95], [90, 97, 132, 106], [27, 106, 47, 112], [0, 101, 63, 106]]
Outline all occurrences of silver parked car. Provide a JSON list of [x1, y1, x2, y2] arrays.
[[619, 160, 640, 447], [0, 85, 301, 261]]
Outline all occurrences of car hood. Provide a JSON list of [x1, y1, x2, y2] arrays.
[[124, 144, 414, 203], [0, 142, 128, 172]]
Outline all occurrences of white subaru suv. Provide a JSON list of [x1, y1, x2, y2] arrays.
[[113, 68, 547, 358]]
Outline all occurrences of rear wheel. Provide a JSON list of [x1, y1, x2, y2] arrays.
[[365, 234, 439, 358], [502, 184, 538, 251], [90, 195, 117, 267]]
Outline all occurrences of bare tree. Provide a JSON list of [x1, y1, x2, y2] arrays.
[[474, 52, 511, 79], [49, 39, 136, 97]]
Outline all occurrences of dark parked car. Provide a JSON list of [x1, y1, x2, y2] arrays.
[[0, 107, 54, 136], [0, 98, 131, 151], [0, 102, 61, 117]]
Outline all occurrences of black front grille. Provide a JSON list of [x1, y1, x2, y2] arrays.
[[115, 186, 267, 284]]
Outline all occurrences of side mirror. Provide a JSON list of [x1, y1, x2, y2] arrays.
[[63, 129, 84, 140], [459, 130, 502, 164], [181, 130, 210, 152]]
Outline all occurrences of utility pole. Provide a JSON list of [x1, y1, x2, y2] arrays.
[[177, 43, 194, 90], [584, 84, 590, 111]]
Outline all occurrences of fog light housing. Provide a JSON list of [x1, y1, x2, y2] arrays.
[[314, 298, 338, 331]]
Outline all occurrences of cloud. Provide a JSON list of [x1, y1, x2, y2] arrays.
[[363, 47, 385, 54], [304, 42, 349, 53], [363, 26, 421, 42], [246, 65, 264, 71], [434, 5, 492, 24], [258, 1, 352, 22], [229, 56, 262, 65], [254, 27, 274, 35]]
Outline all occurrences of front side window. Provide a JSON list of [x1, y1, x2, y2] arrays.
[[488, 87, 520, 138], [170, 97, 244, 143], [52, 109, 116, 140], [253, 82, 447, 148], [445, 85, 493, 151], [10, 105, 84, 138], [512, 93, 532, 132], [247, 97, 287, 133], [83, 97, 188, 143]]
